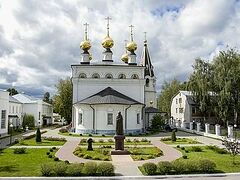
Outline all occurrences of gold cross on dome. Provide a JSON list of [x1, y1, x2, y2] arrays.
[[129, 25, 134, 41], [83, 22, 89, 40], [105, 16, 112, 37]]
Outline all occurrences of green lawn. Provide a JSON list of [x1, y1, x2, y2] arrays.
[[161, 137, 201, 144], [14, 138, 66, 146], [128, 147, 163, 161], [73, 147, 111, 161], [178, 146, 240, 173], [0, 148, 58, 176]]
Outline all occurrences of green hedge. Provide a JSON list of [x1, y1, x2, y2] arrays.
[[142, 159, 216, 175], [41, 161, 115, 176]]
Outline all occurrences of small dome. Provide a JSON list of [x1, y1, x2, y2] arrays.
[[102, 36, 114, 49], [126, 41, 137, 52], [80, 40, 91, 51], [121, 53, 128, 63]]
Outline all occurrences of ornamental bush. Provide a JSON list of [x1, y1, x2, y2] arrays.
[[142, 162, 157, 175], [171, 130, 176, 142], [66, 163, 84, 176], [54, 157, 59, 161], [172, 160, 186, 174], [22, 114, 35, 129], [206, 145, 228, 154], [82, 162, 97, 176], [157, 161, 173, 175], [198, 159, 216, 173], [53, 162, 68, 176], [96, 162, 114, 176], [191, 146, 202, 152], [36, 128, 41, 143], [59, 128, 68, 133], [41, 163, 54, 176], [185, 160, 199, 173], [48, 155, 53, 158], [13, 148, 26, 154]]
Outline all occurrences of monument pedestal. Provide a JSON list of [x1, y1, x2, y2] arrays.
[[111, 135, 129, 155]]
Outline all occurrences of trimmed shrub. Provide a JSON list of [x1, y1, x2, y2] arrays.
[[102, 150, 109, 155], [50, 149, 53, 152], [46, 152, 50, 155], [125, 139, 131, 143], [64, 160, 70, 164], [102, 134, 105, 137], [80, 134, 83, 136], [48, 155, 53, 158], [43, 137, 66, 142], [142, 162, 157, 175], [133, 138, 139, 143], [54, 157, 59, 161], [82, 162, 97, 176], [157, 161, 173, 175], [172, 161, 186, 174], [36, 128, 41, 143], [53, 162, 68, 176], [206, 145, 228, 154], [171, 130, 176, 142], [181, 147, 185, 150], [198, 159, 216, 173], [52, 147, 56, 150], [103, 157, 110, 161], [96, 162, 114, 176], [185, 160, 199, 173], [128, 133, 133, 136], [13, 148, 26, 154], [80, 139, 87, 144], [98, 139, 104, 143], [88, 134, 92, 137], [59, 128, 68, 133], [176, 145, 180, 148], [67, 163, 84, 176], [83, 154, 91, 159], [183, 155, 188, 159], [191, 146, 202, 152], [22, 114, 35, 129], [141, 138, 149, 142], [185, 150, 189, 153], [161, 137, 172, 141], [108, 139, 114, 143], [41, 163, 54, 176]]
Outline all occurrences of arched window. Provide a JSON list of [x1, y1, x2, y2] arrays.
[[146, 78, 149, 87], [105, 73, 113, 79], [118, 74, 126, 79], [92, 73, 100, 79], [131, 74, 139, 79], [79, 73, 87, 78]]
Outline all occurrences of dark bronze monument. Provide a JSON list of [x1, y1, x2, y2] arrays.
[[111, 112, 129, 155]]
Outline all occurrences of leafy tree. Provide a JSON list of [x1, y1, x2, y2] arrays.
[[171, 130, 176, 142], [7, 88, 18, 96], [157, 79, 186, 115], [53, 77, 72, 124], [151, 114, 166, 130], [188, 58, 213, 123], [212, 49, 240, 126], [22, 114, 35, 129], [36, 128, 41, 143]]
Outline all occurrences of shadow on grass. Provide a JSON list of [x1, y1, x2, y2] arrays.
[[0, 165, 19, 173]]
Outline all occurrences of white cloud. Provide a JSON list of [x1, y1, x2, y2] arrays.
[[0, 0, 240, 96]]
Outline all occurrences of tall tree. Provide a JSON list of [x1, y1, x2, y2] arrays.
[[157, 79, 186, 115], [43, 92, 52, 104], [53, 77, 72, 124], [188, 58, 213, 123], [7, 88, 18, 96], [212, 49, 240, 126]]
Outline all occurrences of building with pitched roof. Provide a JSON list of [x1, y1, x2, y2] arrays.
[[0, 89, 9, 136], [71, 20, 158, 134]]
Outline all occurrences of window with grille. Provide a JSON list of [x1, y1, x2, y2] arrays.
[[1, 110, 6, 129], [107, 113, 113, 125], [137, 113, 140, 124], [78, 113, 83, 125]]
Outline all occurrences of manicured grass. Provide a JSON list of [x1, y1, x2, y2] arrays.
[[0, 148, 58, 176], [161, 137, 201, 144], [128, 147, 163, 161], [14, 138, 66, 146], [73, 147, 111, 161], [178, 146, 240, 173]]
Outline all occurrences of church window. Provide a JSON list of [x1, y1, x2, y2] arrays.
[[92, 73, 100, 79], [176, 108, 178, 113], [1, 110, 6, 129], [137, 113, 140, 124], [79, 73, 87, 78], [105, 73, 113, 79], [176, 99, 178, 104], [179, 98, 182, 104], [107, 113, 113, 125], [118, 74, 126, 79], [131, 74, 139, 79], [78, 113, 83, 125], [179, 108, 184, 113], [146, 78, 149, 87]]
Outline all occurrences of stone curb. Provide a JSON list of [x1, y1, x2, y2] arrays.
[[2, 173, 240, 179]]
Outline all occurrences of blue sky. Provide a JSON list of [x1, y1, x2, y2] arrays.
[[0, 0, 240, 97]]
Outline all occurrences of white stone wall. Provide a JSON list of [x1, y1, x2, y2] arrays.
[[9, 101, 23, 127], [74, 104, 143, 134], [72, 65, 145, 104], [0, 90, 9, 135], [144, 76, 157, 108]]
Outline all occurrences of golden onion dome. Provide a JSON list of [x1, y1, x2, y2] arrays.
[[102, 36, 114, 49], [121, 53, 128, 63], [126, 41, 137, 52], [80, 40, 91, 51]]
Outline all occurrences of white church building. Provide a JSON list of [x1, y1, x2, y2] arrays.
[[71, 20, 158, 134]]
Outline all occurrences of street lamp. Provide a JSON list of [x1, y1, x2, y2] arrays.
[[38, 120, 41, 128], [9, 123, 13, 145], [234, 124, 237, 140]]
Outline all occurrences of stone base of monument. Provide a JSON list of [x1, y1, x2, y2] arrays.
[[111, 135, 129, 155]]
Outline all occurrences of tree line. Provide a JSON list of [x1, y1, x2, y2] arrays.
[[158, 48, 240, 127]]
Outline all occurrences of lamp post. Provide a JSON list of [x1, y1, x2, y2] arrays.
[[9, 123, 13, 145], [234, 124, 237, 140]]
